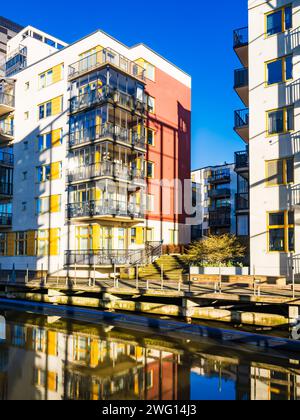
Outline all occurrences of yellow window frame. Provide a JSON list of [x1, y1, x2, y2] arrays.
[[266, 106, 294, 137], [36, 229, 49, 256], [265, 4, 292, 38], [265, 55, 293, 86], [265, 157, 294, 186], [76, 226, 92, 251], [267, 210, 294, 253]]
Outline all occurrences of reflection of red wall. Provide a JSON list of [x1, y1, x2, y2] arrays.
[[146, 67, 191, 226], [146, 356, 178, 400]]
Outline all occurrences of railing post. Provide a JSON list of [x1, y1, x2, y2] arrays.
[[136, 264, 139, 290], [74, 262, 77, 286], [25, 264, 29, 284], [161, 264, 164, 290], [93, 263, 96, 287]]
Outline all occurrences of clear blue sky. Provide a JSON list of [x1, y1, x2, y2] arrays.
[[2, 0, 248, 170]]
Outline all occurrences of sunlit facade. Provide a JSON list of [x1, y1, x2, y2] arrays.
[[0, 24, 191, 279]]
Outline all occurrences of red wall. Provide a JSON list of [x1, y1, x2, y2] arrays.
[[145, 67, 191, 226]]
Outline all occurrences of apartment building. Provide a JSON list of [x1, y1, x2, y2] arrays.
[[191, 163, 237, 240], [0, 24, 191, 278], [234, 0, 300, 279], [0, 16, 23, 64]]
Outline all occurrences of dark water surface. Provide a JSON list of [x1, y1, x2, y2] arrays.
[[0, 303, 299, 400]]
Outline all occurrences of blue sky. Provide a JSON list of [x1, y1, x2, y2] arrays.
[[2, 0, 248, 170]]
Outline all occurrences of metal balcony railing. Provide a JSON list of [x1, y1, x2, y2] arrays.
[[233, 27, 248, 48], [0, 151, 13, 165], [235, 150, 249, 169], [208, 188, 231, 199], [67, 162, 142, 183], [234, 109, 249, 129], [0, 212, 12, 226], [208, 203, 231, 212], [0, 183, 13, 196], [68, 47, 146, 82], [208, 171, 231, 183], [67, 200, 144, 219], [209, 211, 231, 227], [0, 92, 15, 108], [69, 123, 146, 150], [65, 241, 162, 267], [70, 87, 145, 115], [235, 193, 249, 211], [234, 68, 248, 88]]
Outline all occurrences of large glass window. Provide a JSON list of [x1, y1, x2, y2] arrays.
[[266, 5, 292, 37], [266, 55, 293, 85], [237, 215, 249, 236], [267, 107, 294, 135], [15, 232, 27, 256], [268, 211, 294, 252]]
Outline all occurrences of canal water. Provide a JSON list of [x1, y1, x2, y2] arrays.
[[0, 303, 299, 400]]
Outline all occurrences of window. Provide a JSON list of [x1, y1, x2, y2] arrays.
[[22, 171, 27, 181], [24, 111, 29, 120], [38, 97, 62, 120], [266, 5, 292, 37], [169, 229, 178, 245], [37, 230, 49, 256], [268, 211, 294, 252], [147, 129, 155, 146], [147, 96, 155, 113], [131, 228, 137, 245], [45, 38, 55, 47], [146, 194, 155, 212], [37, 163, 62, 182], [15, 232, 27, 256], [146, 161, 154, 178], [25, 81, 29, 90], [37, 195, 61, 214], [267, 107, 294, 135], [22, 202, 27, 211], [38, 133, 52, 151], [266, 55, 293, 85], [146, 228, 154, 242], [76, 226, 92, 250], [39, 69, 53, 89], [0, 233, 7, 256], [266, 157, 294, 186], [24, 141, 28, 150], [237, 215, 249, 236]]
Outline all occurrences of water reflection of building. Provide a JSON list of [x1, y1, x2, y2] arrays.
[[0, 317, 299, 400]]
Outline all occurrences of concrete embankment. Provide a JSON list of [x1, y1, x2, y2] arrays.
[[0, 291, 288, 327]]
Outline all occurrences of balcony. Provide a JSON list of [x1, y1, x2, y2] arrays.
[[235, 150, 249, 179], [67, 162, 145, 185], [0, 183, 13, 199], [0, 93, 15, 117], [209, 210, 231, 228], [208, 171, 231, 184], [0, 151, 13, 167], [69, 87, 145, 116], [234, 109, 249, 143], [68, 47, 146, 83], [67, 200, 144, 221], [0, 212, 12, 227], [235, 193, 249, 212], [234, 68, 248, 107], [0, 122, 14, 145], [208, 188, 231, 199], [233, 27, 248, 67], [69, 123, 146, 151], [209, 203, 231, 212]]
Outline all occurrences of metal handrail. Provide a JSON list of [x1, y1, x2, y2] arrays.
[[67, 200, 144, 219]]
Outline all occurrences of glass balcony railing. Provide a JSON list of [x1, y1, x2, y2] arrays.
[[235, 193, 249, 211], [0, 183, 13, 196], [67, 200, 144, 220], [69, 123, 146, 150], [0, 92, 15, 108], [208, 171, 231, 183], [0, 122, 14, 138], [68, 47, 146, 82], [208, 188, 231, 199], [0, 212, 12, 226], [233, 27, 248, 49], [235, 150, 249, 169], [209, 210, 231, 227], [234, 109, 249, 129], [0, 151, 13, 166], [234, 68, 248, 89]]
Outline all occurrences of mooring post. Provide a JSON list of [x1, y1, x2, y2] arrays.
[[93, 263, 96, 287], [25, 264, 29, 284], [136, 264, 139, 290], [161, 264, 164, 290]]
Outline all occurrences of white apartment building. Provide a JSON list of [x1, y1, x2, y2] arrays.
[[0, 24, 191, 279], [191, 163, 237, 240], [234, 0, 300, 279]]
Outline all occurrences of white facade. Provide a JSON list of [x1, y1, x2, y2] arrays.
[[248, 0, 300, 278], [0, 26, 191, 277]]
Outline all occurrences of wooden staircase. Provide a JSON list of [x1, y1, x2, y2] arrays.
[[138, 255, 188, 281]]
